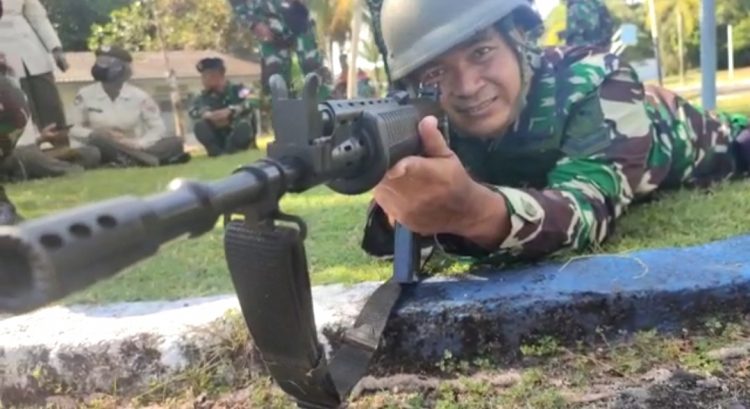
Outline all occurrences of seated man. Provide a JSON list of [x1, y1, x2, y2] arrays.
[[8, 123, 100, 180], [362, 0, 750, 262], [69, 45, 190, 167], [0, 52, 99, 181], [189, 57, 258, 156], [0, 74, 28, 224]]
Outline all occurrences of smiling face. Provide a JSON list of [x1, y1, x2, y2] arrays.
[[415, 28, 523, 138]]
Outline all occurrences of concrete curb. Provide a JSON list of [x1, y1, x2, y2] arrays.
[[3, 235, 750, 402]]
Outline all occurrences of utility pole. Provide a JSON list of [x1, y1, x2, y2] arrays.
[[728, 24, 735, 82], [677, 11, 685, 86], [347, 0, 363, 99], [151, 0, 185, 138], [647, 0, 663, 86], [701, 0, 717, 110]]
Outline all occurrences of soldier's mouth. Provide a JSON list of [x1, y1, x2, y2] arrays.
[[455, 96, 499, 117]]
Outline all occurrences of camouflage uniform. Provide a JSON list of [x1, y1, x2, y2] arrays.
[[230, 0, 329, 96], [363, 45, 750, 262], [0, 75, 29, 224], [564, 0, 614, 47], [189, 80, 259, 156]]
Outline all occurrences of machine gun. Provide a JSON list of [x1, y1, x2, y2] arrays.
[[0, 74, 442, 408]]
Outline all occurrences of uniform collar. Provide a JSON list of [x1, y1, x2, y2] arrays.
[[94, 82, 135, 101]]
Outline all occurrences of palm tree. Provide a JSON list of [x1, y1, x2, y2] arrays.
[[308, 0, 354, 69]]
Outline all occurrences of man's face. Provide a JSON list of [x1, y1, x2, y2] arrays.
[[416, 29, 522, 138], [201, 70, 226, 92]]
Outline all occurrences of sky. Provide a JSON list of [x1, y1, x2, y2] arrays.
[[535, 0, 561, 19], [534, 0, 560, 18]]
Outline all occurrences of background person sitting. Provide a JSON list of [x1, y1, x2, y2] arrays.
[[69, 45, 190, 167], [189, 57, 258, 157], [0, 51, 99, 180]]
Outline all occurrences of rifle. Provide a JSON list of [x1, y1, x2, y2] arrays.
[[0, 74, 441, 408]]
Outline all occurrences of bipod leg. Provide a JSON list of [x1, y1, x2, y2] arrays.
[[224, 213, 342, 408]]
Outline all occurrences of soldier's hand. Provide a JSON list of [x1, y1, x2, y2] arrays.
[[52, 48, 69, 72], [373, 116, 510, 248], [252, 22, 274, 42], [105, 129, 128, 142], [0, 52, 12, 76], [214, 108, 233, 121], [36, 124, 58, 145]]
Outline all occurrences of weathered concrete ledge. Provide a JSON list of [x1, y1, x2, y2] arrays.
[[3, 234, 750, 401]]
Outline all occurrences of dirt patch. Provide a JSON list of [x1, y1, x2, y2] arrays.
[[582, 367, 750, 409]]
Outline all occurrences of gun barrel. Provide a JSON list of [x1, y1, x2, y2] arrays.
[[0, 159, 299, 314]]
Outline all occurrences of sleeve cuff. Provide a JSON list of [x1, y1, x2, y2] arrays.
[[485, 185, 545, 251]]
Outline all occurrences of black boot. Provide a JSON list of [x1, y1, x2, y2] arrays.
[[734, 129, 750, 173], [0, 187, 21, 226]]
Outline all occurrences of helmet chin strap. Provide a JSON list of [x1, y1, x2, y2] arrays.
[[500, 19, 543, 123]]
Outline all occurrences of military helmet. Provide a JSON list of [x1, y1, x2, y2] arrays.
[[381, 0, 542, 81]]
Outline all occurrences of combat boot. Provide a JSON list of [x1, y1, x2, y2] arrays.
[[0, 187, 21, 226], [734, 129, 750, 173]]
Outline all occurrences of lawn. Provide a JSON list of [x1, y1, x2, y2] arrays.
[[6, 100, 750, 305], [656, 66, 750, 89]]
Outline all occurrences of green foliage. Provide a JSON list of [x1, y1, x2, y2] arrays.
[[87, 0, 256, 54], [521, 336, 562, 358], [88, 1, 155, 52], [544, 0, 750, 75], [41, 0, 131, 51], [500, 370, 568, 409]]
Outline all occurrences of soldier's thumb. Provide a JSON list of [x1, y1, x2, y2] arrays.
[[419, 116, 451, 158]]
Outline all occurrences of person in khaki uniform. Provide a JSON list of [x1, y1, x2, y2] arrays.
[[0, 0, 69, 132], [0, 49, 97, 181], [69, 46, 190, 167]]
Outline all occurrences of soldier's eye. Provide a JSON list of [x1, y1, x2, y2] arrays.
[[421, 68, 444, 84], [472, 47, 494, 60]]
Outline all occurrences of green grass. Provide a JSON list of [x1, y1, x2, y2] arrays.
[[7, 148, 392, 305], [5, 97, 750, 305], [656, 66, 750, 89]]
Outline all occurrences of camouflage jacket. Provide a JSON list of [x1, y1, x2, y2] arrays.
[[363, 46, 748, 262], [230, 0, 311, 44], [189, 81, 258, 123], [564, 0, 614, 47], [0, 75, 28, 162]]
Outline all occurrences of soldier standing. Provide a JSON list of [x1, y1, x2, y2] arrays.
[[229, 0, 331, 97], [0, 0, 70, 133], [563, 0, 614, 48], [189, 57, 258, 156]]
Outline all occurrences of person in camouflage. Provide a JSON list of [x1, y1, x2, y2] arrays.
[[189, 57, 259, 156], [229, 0, 330, 97], [0, 72, 29, 225], [563, 0, 614, 48], [361, 0, 750, 263]]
